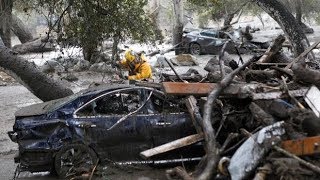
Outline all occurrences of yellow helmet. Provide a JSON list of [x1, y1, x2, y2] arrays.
[[124, 49, 136, 62]]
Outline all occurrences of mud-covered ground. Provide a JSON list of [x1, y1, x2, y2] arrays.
[[1, 18, 320, 179]]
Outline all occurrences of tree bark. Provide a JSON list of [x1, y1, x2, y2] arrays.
[[295, 0, 302, 25], [0, 37, 73, 101], [254, 0, 307, 57], [0, 0, 13, 48], [172, 0, 184, 55], [11, 15, 33, 44], [12, 37, 55, 54], [292, 64, 320, 89]]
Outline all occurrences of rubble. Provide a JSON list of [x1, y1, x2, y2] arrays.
[[148, 36, 320, 180]]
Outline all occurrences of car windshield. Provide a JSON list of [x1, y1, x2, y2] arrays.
[[200, 30, 217, 37], [42, 91, 86, 112]]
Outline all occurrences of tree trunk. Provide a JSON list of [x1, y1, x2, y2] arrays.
[[0, 37, 73, 102], [0, 0, 13, 48], [254, 0, 307, 57], [294, 0, 314, 34], [11, 15, 33, 44], [295, 0, 302, 25], [149, 0, 164, 42], [172, 0, 184, 55], [12, 37, 55, 54]]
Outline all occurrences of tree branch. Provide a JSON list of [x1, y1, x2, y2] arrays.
[[195, 56, 258, 180]]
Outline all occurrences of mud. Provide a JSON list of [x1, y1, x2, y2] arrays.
[[1, 18, 320, 178]]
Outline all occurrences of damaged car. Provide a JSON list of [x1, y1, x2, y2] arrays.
[[8, 84, 203, 178], [181, 28, 268, 55]]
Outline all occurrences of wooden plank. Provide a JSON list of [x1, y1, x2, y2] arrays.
[[281, 136, 320, 156], [251, 88, 308, 100], [140, 133, 204, 159], [162, 82, 216, 96]]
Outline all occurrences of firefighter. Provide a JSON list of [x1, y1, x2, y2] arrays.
[[117, 49, 152, 80]]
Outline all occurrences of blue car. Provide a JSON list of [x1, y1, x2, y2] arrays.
[[8, 84, 202, 178]]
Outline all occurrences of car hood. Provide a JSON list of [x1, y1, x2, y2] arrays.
[[15, 100, 60, 117]]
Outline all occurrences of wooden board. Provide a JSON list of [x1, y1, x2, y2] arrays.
[[140, 133, 204, 159], [281, 136, 320, 156], [162, 82, 216, 96]]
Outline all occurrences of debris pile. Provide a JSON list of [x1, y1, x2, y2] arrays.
[[140, 36, 320, 180]]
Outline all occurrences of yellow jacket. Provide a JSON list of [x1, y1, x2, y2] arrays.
[[120, 55, 152, 80]]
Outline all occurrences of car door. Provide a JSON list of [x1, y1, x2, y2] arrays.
[[145, 91, 196, 147], [73, 88, 153, 162], [198, 30, 222, 54]]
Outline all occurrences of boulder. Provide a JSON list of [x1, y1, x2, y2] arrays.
[[170, 54, 198, 66], [73, 60, 91, 72], [41, 60, 65, 74], [89, 62, 116, 73]]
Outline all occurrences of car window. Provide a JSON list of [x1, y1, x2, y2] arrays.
[[148, 93, 187, 114], [76, 89, 141, 117], [200, 31, 217, 38]]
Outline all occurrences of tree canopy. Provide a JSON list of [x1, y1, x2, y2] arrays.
[[13, 0, 158, 60]]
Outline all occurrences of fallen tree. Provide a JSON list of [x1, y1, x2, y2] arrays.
[[11, 15, 33, 44], [12, 36, 56, 54], [254, 0, 307, 57], [0, 37, 73, 101]]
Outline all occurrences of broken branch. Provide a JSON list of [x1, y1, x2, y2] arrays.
[[258, 34, 285, 63], [219, 40, 231, 79], [285, 39, 320, 69]]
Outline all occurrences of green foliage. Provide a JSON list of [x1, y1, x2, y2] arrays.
[[186, 0, 248, 26], [14, 0, 158, 49]]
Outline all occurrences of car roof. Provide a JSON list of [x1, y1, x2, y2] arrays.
[[14, 84, 138, 117]]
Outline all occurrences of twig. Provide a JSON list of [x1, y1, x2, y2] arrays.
[[281, 76, 305, 109], [163, 56, 186, 82], [220, 133, 239, 152], [219, 40, 231, 79], [89, 159, 99, 180], [273, 146, 320, 174]]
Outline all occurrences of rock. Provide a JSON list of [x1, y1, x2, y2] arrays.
[[89, 62, 116, 73], [154, 55, 170, 67], [54, 56, 81, 69], [62, 74, 79, 82], [207, 72, 222, 83], [73, 60, 91, 72], [41, 60, 65, 73], [90, 51, 112, 64], [170, 54, 198, 66], [204, 55, 234, 72]]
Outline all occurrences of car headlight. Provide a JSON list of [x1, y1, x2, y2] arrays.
[[8, 131, 18, 142]]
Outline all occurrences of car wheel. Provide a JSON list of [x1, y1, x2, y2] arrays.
[[54, 144, 98, 179], [189, 43, 201, 55]]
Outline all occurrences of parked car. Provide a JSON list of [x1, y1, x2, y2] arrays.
[[8, 84, 203, 178], [181, 29, 268, 55]]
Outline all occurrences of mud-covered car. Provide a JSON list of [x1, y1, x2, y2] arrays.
[[181, 29, 267, 55], [8, 84, 202, 178]]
